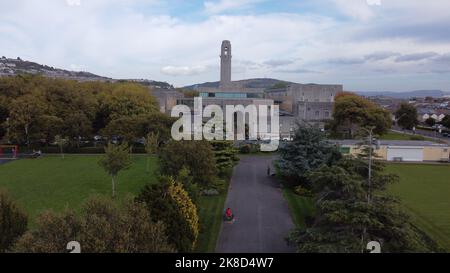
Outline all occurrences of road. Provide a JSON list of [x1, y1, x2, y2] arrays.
[[391, 126, 450, 144], [216, 155, 295, 253]]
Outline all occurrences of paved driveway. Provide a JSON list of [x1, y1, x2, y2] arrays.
[[216, 155, 295, 253]]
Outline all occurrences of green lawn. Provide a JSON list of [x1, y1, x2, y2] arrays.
[[0, 154, 158, 226], [0, 154, 226, 252], [380, 131, 428, 141], [282, 188, 315, 229], [386, 163, 450, 251], [195, 193, 227, 252]]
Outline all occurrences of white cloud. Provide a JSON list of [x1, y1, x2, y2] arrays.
[[66, 0, 81, 6], [161, 65, 207, 76], [204, 0, 266, 14], [331, 0, 378, 21], [1, 0, 450, 91]]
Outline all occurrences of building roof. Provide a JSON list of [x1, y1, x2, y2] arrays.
[[330, 139, 449, 148]]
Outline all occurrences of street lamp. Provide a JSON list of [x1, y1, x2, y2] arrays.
[[360, 126, 375, 204], [359, 126, 376, 253]]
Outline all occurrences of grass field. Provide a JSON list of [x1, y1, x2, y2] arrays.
[[282, 188, 315, 229], [0, 154, 157, 226], [0, 155, 226, 252], [195, 193, 227, 252], [386, 163, 450, 251], [380, 131, 429, 141]]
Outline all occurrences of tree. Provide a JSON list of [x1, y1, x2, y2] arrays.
[[135, 113, 175, 142], [395, 103, 418, 130], [330, 94, 391, 138], [137, 176, 199, 252], [0, 189, 28, 252], [181, 89, 199, 98], [0, 96, 9, 139], [98, 143, 132, 198], [144, 132, 159, 173], [106, 83, 158, 122], [37, 115, 64, 146], [441, 115, 450, 129], [8, 93, 46, 146], [101, 115, 142, 144], [14, 197, 174, 253], [425, 117, 436, 127], [176, 167, 199, 204], [79, 197, 173, 253], [13, 210, 81, 253], [287, 157, 440, 253], [210, 141, 239, 178], [54, 135, 68, 159], [63, 111, 92, 148], [101, 113, 174, 146], [0, 75, 165, 146], [158, 140, 217, 187], [276, 125, 341, 187]]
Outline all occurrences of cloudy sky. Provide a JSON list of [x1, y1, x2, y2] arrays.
[[1, 0, 450, 91]]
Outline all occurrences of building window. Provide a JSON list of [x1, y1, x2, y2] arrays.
[[315, 111, 320, 116], [325, 111, 330, 117]]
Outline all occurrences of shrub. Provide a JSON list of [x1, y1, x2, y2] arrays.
[[176, 167, 199, 204], [293, 185, 313, 197], [13, 210, 80, 253], [239, 144, 251, 154], [210, 141, 239, 178], [158, 140, 217, 187], [79, 197, 174, 253], [13, 197, 173, 253], [137, 176, 199, 252], [0, 189, 28, 252]]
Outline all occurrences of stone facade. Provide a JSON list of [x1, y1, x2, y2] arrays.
[[158, 40, 344, 137], [220, 40, 232, 88], [152, 89, 184, 114]]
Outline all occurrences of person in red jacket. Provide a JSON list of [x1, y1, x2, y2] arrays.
[[225, 207, 233, 220]]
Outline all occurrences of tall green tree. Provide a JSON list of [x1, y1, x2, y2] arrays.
[[8, 92, 46, 146], [101, 113, 174, 145], [137, 176, 199, 252], [37, 115, 64, 146], [106, 83, 158, 122], [0, 96, 9, 139], [158, 140, 218, 187], [330, 93, 391, 138], [210, 141, 239, 178], [395, 103, 418, 130], [288, 157, 440, 253], [63, 111, 92, 148], [276, 126, 341, 187], [176, 167, 199, 204], [98, 143, 132, 198]]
